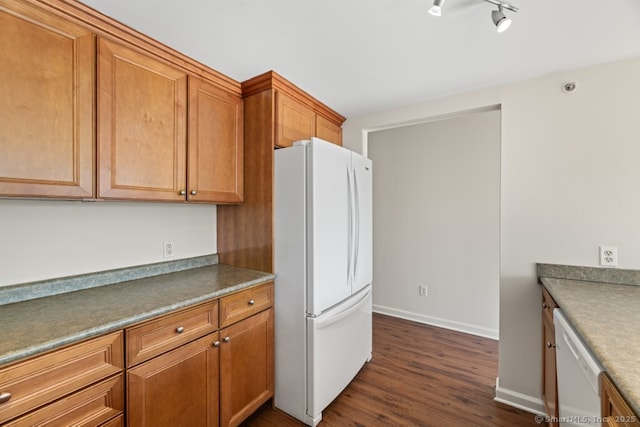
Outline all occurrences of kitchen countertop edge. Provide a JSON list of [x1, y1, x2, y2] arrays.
[[0, 264, 275, 367]]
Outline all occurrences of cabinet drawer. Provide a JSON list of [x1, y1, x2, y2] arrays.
[[126, 301, 218, 367], [102, 414, 124, 427], [5, 374, 123, 426], [220, 282, 273, 328], [0, 331, 123, 423]]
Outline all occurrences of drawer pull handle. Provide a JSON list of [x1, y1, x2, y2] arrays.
[[0, 392, 11, 404], [213, 341, 220, 347], [223, 336, 231, 343], [248, 299, 255, 306], [176, 326, 185, 334]]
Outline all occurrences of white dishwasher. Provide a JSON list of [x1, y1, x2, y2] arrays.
[[554, 309, 604, 426]]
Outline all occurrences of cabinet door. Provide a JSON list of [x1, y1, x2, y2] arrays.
[[127, 333, 219, 427], [315, 115, 342, 146], [188, 77, 243, 203], [276, 92, 315, 148], [98, 38, 187, 201], [220, 308, 273, 427], [542, 313, 558, 426], [0, 0, 94, 198], [601, 373, 640, 427]]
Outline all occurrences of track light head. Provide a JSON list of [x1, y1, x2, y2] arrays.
[[492, 6, 512, 32], [428, 0, 446, 17]]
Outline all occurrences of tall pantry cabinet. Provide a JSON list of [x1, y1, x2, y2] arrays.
[[217, 71, 346, 273]]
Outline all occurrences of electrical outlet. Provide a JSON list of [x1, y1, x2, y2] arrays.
[[599, 246, 617, 267], [163, 241, 175, 258], [419, 285, 428, 297]]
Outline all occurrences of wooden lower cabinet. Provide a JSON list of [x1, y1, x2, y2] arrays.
[[541, 287, 559, 426], [127, 333, 220, 426], [220, 308, 274, 427], [542, 314, 558, 426], [601, 373, 640, 427], [0, 286, 273, 426], [126, 283, 274, 427]]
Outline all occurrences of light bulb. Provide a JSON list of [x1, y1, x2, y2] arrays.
[[428, 0, 445, 17], [496, 16, 511, 32]]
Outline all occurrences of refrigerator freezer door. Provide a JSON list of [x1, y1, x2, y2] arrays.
[[307, 285, 372, 424], [307, 138, 352, 315], [352, 152, 373, 294]]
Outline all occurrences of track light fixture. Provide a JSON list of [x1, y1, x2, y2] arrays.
[[428, 0, 446, 17], [485, 0, 518, 33], [427, 0, 519, 33], [492, 6, 511, 32]]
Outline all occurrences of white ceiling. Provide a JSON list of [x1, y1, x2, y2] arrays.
[[81, 0, 640, 118]]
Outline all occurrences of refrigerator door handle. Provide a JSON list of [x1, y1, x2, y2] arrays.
[[346, 167, 353, 284], [353, 168, 360, 282], [316, 288, 371, 330]]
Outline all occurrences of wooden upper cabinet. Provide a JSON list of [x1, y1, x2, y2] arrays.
[[98, 37, 188, 201], [188, 77, 243, 203], [0, 0, 94, 198], [276, 91, 315, 148], [316, 115, 342, 146]]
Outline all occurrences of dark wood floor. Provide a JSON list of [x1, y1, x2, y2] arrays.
[[242, 313, 539, 427]]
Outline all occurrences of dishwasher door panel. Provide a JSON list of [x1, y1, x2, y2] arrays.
[[554, 309, 603, 427]]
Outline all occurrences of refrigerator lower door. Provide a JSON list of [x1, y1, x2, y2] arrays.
[[306, 285, 372, 425]]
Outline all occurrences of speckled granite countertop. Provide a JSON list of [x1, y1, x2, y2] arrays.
[[0, 262, 274, 367], [538, 264, 640, 417]]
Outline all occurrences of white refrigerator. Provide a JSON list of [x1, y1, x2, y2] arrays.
[[274, 137, 373, 426]]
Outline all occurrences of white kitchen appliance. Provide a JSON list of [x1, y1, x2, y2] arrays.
[[274, 137, 373, 426], [554, 309, 604, 427]]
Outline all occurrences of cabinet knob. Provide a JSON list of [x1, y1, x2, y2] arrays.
[[190, 190, 197, 195], [542, 303, 548, 309], [248, 299, 255, 306], [546, 342, 556, 349], [223, 336, 231, 343], [179, 190, 186, 196], [176, 326, 185, 334], [213, 341, 220, 347], [0, 392, 11, 404]]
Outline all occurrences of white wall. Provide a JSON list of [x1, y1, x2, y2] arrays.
[[342, 56, 640, 413], [0, 200, 217, 287], [368, 110, 500, 338]]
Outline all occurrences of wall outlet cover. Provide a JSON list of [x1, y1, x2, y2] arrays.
[[599, 246, 617, 267]]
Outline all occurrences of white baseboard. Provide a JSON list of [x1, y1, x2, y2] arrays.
[[372, 304, 499, 340], [494, 377, 546, 415]]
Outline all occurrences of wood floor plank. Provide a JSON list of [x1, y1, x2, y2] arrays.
[[242, 313, 539, 427]]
